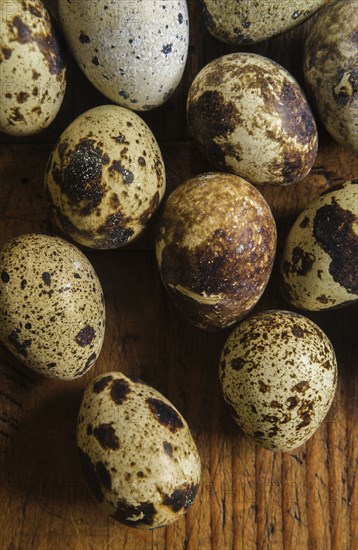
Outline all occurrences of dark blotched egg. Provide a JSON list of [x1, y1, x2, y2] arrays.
[[304, 0, 358, 152], [77, 372, 201, 529], [45, 105, 165, 249], [0, 0, 66, 135], [187, 53, 318, 186], [156, 172, 276, 329], [281, 180, 358, 311]]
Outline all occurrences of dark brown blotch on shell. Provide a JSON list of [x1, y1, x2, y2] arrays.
[[78, 448, 104, 503], [111, 499, 156, 527], [163, 441, 173, 457], [93, 374, 113, 393], [11, 13, 65, 76], [75, 325, 95, 347], [96, 213, 134, 248], [8, 329, 32, 357], [95, 461, 112, 490], [162, 483, 199, 513], [313, 199, 358, 294], [55, 139, 105, 211], [146, 398, 184, 433], [139, 191, 160, 225], [110, 378, 131, 405], [282, 246, 315, 277], [187, 89, 242, 169], [93, 423, 120, 450]]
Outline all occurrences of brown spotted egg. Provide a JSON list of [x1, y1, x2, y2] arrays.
[[187, 53, 318, 186], [281, 180, 358, 311], [304, 0, 358, 152], [202, 0, 325, 45], [156, 172, 277, 330], [0, 234, 105, 380], [0, 0, 66, 136], [45, 105, 165, 249], [220, 310, 337, 451], [59, 0, 189, 110], [77, 372, 201, 529]]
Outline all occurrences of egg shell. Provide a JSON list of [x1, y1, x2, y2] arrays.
[[0, 0, 66, 136], [187, 53, 318, 186], [202, 0, 325, 45], [303, 0, 358, 152], [281, 180, 358, 311], [45, 105, 166, 249], [59, 0, 189, 110], [0, 234, 105, 380], [220, 310, 337, 451], [77, 372, 201, 529], [156, 172, 277, 330]]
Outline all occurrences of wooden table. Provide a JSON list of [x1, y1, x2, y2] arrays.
[[1, 1, 357, 549]]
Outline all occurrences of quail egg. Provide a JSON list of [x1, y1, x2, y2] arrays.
[[77, 372, 201, 529], [202, 0, 325, 45], [0, 0, 66, 135], [59, 0, 189, 110], [0, 233, 105, 379], [220, 310, 337, 451], [281, 180, 358, 311], [45, 105, 165, 249], [156, 172, 277, 329], [187, 53, 318, 186], [304, 0, 358, 152]]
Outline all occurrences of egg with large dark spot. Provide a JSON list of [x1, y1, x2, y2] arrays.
[[59, 0, 188, 110], [77, 372, 201, 529], [304, 0, 358, 152], [0, 233, 105, 379], [281, 180, 358, 311], [45, 105, 165, 249], [187, 53, 318, 186], [220, 310, 337, 451], [156, 172, 277, 330], [0, 0, 66, 135], [202, 0, 324, 45]]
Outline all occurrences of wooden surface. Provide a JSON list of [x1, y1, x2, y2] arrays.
[[1, 1, 358, 549]]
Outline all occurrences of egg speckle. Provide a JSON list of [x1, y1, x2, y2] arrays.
[[220, 310, 337, 451], [281, 180, 358, 311], [77, 372, 201, 528], [202, 0, 325, 44], [156, 172, 276, 329], [59, 0, 189, 110], [304, 0, 358, 152], [0, 0, 66, 135], [0, 234, 105, 379], [187, 53, 318, 186], [45, 105, 165, 249]]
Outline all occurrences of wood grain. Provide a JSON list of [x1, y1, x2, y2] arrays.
[[1, 0, 357, 549]]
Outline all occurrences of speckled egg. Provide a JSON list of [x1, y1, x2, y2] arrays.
[[59, 0, 189, 110], [0, 234, 105, 380], [77, 372, 201, 529], [0, 0, 66, 136], [281, 180, 358, 311], [220, 310, 337, 451], [304, 0, 358, 152], [187, 53, 318, 186], [156, 172, 277, 330], [45, 105, 165, 249], [202, 0, 324, 45]]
